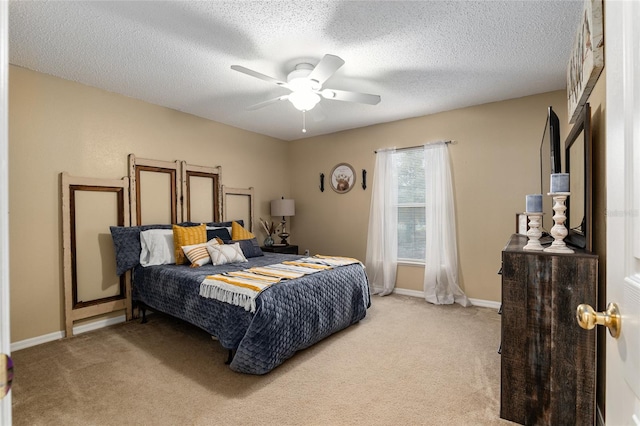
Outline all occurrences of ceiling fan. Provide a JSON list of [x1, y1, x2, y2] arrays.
[[231, 54, 381, 131]]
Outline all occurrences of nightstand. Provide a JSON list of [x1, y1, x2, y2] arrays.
[[261, 244, 298, 255]]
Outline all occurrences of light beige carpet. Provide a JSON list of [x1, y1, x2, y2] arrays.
[[11, 295, 512, 425]]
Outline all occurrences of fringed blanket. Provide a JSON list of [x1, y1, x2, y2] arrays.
[[199, 255, 361, 312]]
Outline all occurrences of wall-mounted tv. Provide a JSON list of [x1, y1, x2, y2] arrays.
[[539, 106, 562, 233]]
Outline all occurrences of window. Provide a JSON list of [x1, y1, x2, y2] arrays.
[[394, 148, 426, 261]]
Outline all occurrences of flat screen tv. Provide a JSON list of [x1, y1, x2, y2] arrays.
[[539, 106, 562, 234]]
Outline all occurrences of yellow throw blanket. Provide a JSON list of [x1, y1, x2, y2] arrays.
[[199, 255, 360, 312]]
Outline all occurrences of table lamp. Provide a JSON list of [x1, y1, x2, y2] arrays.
[[271, 197, 295, 245]]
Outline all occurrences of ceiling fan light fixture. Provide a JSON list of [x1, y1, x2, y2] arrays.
[[288, 90, 321, 111], [232, 54, 381, 115]]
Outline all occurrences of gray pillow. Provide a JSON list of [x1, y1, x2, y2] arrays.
[[226, 238, 264, 258]]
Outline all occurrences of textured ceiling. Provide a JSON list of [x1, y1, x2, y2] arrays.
[[9, 1, 583, 141]]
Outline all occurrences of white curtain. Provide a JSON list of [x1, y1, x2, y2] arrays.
[[365, 149, 398, 296], [423, 143, 470, 306]]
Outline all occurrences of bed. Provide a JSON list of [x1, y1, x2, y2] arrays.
[[110, 222, 370, 375]]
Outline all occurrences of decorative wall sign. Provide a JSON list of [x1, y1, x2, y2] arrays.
[[567, 0, 603, 124], [330, 163, 355, 194]]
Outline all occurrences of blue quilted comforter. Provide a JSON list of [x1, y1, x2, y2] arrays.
[[132, 253, 370, 374]]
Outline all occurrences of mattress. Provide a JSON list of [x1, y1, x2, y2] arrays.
[[132, 252, 370, 374]]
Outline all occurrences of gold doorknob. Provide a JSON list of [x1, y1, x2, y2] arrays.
[[576, 302, 621, 339]]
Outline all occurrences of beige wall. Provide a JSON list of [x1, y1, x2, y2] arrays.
[[9, 66, 290, 342], [289, 91, 570, 301], [9, 64, 594, 343]]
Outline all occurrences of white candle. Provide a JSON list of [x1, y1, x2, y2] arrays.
[[526, 194, 543, 213], [550, 173, 570, 193]]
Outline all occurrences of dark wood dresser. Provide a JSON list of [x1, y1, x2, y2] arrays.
[[500, 234, 597, 425]]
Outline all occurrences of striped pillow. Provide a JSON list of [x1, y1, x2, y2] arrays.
[[181, 243, 210, 267], [173, 224, 206, 265]]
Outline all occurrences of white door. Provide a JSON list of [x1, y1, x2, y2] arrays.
[[0, 0, 12, 424], [605, 0, 640, 424]]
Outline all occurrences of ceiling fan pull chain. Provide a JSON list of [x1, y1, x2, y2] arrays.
[[302, 110, 307, 133]]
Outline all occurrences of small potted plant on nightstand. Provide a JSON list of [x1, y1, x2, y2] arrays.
[[259, 218, 279, 247]]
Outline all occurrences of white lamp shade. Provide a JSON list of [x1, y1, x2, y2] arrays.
[[271, 199, 295, 217]]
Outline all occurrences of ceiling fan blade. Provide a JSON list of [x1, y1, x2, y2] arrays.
[[321, 89, 381, 105], [246, 95, 289, 111], [231, 65, 289, 88], [307, 54, 345, 86]]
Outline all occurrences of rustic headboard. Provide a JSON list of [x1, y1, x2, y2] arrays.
[[60, 172, 132, 337], [61, 155, 254, 335]]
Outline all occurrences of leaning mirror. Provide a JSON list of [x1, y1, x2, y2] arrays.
[[564, 103, 592, 251]]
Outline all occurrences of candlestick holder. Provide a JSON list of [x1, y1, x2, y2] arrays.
[[544, 192, 574, 254], [523, 213, 544, 251]]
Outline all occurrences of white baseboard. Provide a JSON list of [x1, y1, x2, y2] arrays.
[[11, 290, 501, 352], [11, 314, 126, 352], [468, 298, 502, 310], [374, 286, 501, 310], [390, 287, 424, 298]]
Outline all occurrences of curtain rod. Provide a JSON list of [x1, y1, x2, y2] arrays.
[[374, 140, 453, 154]]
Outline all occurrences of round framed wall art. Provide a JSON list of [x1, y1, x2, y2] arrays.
[[330, 163, 356, 194]]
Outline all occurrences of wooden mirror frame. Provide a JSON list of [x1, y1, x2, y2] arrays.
[[564, 102, 592, 251], [182, 162, 222, 223], [61, 172, 131, 337], [222, 186, 254, 232], [128, 154, 181, 226]]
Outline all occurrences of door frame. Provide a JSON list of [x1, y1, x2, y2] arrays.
[[1, 0, 12, 423], [604, 0, 640, 424]]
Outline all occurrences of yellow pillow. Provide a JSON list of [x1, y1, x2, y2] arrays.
[[173, 224, 206, 264], [231, 221, 255, 240]]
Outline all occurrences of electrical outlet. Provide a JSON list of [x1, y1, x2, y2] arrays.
[[304, 249, 310, 256]]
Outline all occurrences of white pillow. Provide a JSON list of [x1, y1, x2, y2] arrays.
[[206, 237, 222, 247], [140, 229, 175, 266], [206, 242, 248, 266], [182, 243, 211, 267]]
